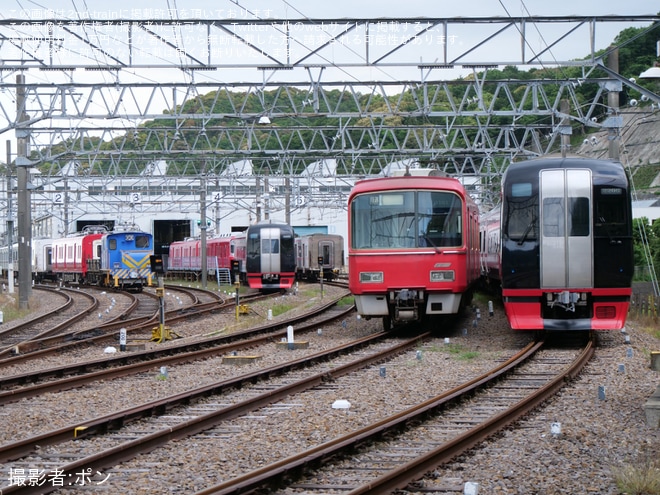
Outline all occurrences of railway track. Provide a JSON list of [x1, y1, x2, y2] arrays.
[[0, 290, 351, 403], [0, 287, 98, 355], [194, 334, 593, 495], [0, 317, 594, 495], [0, 285, 254, 366], [0, 293, 361, 494], [0, 329, 414, 491]]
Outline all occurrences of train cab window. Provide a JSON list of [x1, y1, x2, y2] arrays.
[[543, 198, 564, 237], [135, 235, 150, 248], [350, 190, 463, 249], [569, 197, 589, 236], [108, 239, 117, 250], [418, 192, 463, 247], [595, 187, 628, 237], [350, 191, 416, 248], [504, 182, 537, 242]]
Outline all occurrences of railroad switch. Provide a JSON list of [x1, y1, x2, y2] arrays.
[[151, 324, 180, 343], [238, 304, 250, 315]]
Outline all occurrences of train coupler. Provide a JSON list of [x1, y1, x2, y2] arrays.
[[546, 291, 586, 312]]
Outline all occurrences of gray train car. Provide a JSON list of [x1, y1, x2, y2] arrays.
[[295, 233, 344, 281]]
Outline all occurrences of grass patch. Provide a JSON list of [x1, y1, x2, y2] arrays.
[[300, 288, 319, 298], [445, 344, 479, 361], [627, 314, 660, 341], [270, 302, 295, 317], [631, 163, 660, 189], [612, 455, 660, 495], [337, 295, 355, 306], [0, 294, 37, 323]]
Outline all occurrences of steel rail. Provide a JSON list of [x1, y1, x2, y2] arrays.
[[0, 290, 263, 367], [0, 293, 351, 404], [345, 337, 595, 495], [193, 339, 546, 495], [0, 327, 408, 465]]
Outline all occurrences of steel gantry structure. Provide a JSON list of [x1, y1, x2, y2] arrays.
[[2, 14, 659, 181], [1, 12, 660, 304]]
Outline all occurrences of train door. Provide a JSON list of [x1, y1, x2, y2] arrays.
[[539, 169, 592, 288], [260, 228, 281, 273], [94, 238, 104, 270], [319, 240, 333, 268], [46, 246, 53, 271]]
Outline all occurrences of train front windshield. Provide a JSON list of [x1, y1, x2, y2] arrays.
[[350, 190, 463, 249]]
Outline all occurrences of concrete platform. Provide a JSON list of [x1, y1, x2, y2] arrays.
[[644, 383, 660, 428], [276, 341, 310, 350], [222, 355, 262, 365], [651, 351, 660, 371], [125, 342, 146, 352]]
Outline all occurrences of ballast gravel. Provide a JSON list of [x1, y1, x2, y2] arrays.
[[0, 283, 658, 495]]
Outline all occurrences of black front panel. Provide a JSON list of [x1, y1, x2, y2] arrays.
[[501, 164, 540, 289], [280, 230, 296, 273], [592, 184, 633, 288]]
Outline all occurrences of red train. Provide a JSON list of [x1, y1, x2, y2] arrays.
[[167, 233, 246, 283], [348, 171, 481, 330], [480, 157, 633, 330]]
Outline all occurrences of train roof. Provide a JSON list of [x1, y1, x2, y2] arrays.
[[247, 222, 294, 230], [348, 175, 474, 203], [104, 230, 150, 236], [503, 157, 627, 179], [349, 175, 471, 199]]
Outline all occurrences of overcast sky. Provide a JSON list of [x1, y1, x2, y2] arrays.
[[4, 0, 657, 18]]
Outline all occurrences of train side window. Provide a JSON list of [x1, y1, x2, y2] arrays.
[[109, 239, 117, 250]]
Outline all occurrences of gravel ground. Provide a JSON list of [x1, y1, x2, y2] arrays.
[[1, 282, 659, 494]]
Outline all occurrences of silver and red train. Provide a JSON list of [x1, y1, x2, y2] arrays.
[[348, 171, 481, 330], [245, 222, 296, 290], [167, 223, 298, 291], [480, 157, 633, 331]]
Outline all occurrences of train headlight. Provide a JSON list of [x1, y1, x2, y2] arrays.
[[129, 270, 139, 279], [430, 270, 455, 282], [360, 271, 383, 283]]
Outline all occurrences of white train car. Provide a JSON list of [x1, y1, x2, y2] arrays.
[[32, 238, 55, 282], [0, 238, 55, 282]]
